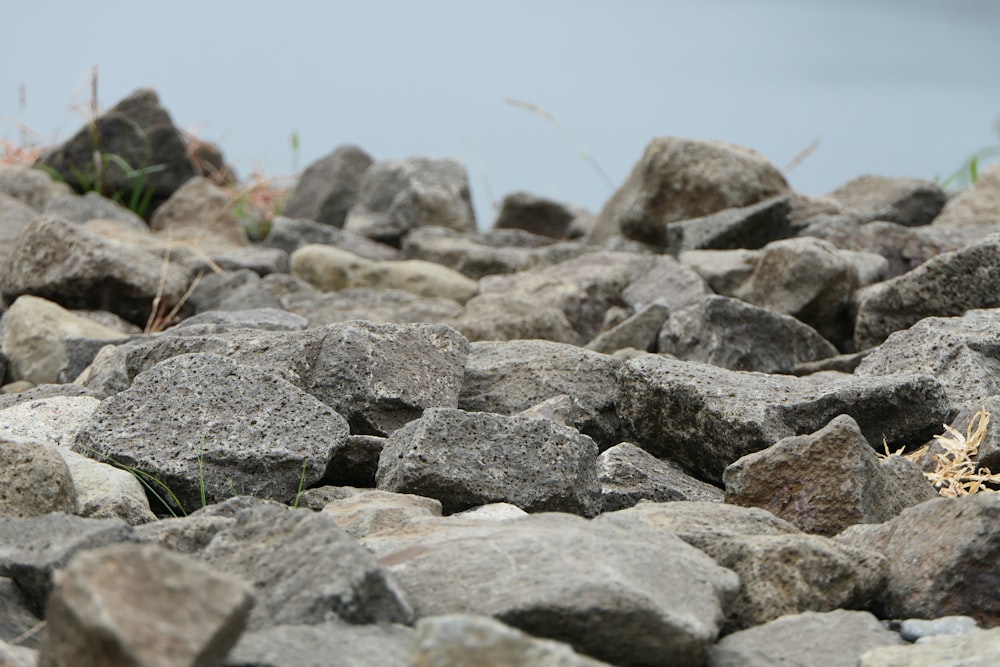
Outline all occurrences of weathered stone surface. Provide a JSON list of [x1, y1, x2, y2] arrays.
[[0, 514, 138, 616], [364, 512, 739, 667], [617, 355, 950, 483], [858, 626, 1000, 667], [459, 340, 623, 448], [447, 292, 583, 344], [896, 615, 980, 642], [38, 543, 253, 667], [586, 300, 671, 354], [186, 269, 282, 313], [282, 286, 463, 327], [411, 614, 613, 667], [932, 163, 1000, 228], [377, 408, 600, 516], [735, 236, 859, 349], [197, 504, 413, 631], [0, 215, 191, 326], [724, 414, 938, 536], [150, 175, 250, 246], [263, 215, 399, 259], [494, 191, 593, 240], [35, 88, 197, 207], [678, 248, 759, 296], [597, 502, 887, 632], [344, 157, 476, 245], [402, 225, 586, 279], [836, 493, 1000, 626], [591, 136, 789, 245], [75, 353, 348, 514], [0, 438, 77, 518], [320, 488, 442, 538], [57, 448, 156, 525], [855, 309, 1000, 408], [291, 243, 478, 303], [45, 191, 144, 229], [707, 609, 905, 667], [0, 165, 74, 212], [225, 620, 413, 667], [658, 295, 838, 373], [281, 144, 374, 227], [659, 195, 794, 255], [828, 175, 947, 227], [173, 307, 308, 333], [598, 442, 723, 511], [0, 577, 42, 649], [854, 234, 1000, 350], [1, 295, 126, 385], [0, 195, 40, 264]]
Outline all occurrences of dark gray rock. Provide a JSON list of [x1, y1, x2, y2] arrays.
[[0, 215, 192, 326], [186, 269, 282, 314], [225, 620, 414, 667], [197, 503, 413, 631], [376, 408, 600, 516], [707, 610, 905, 667], [598, 442, 723, 511], [344, 157, 476, 246], [281, 144, 374, 227], [724, 414, 938, 536], [597, 502, 887, 633], [0, 577, 42, 649], [320, 435, 385, 488], [39, 543, 253, 667], [0, 514, 138, 616], [658, 295, 838, 373], [263, 215, 400, 259], [586, 300, 671, 354], [75, 353, 349, 514], [659, 195, 794, 255], [617, 355, 950, 483], [363, 512, 739, 667], [855, 309, 1000, 408], [35, 88, 197, 209], [828, 175, 947, 227], [591, 136, 789, 245], [459, 340, 623, 448], [854, 233, 1000, 350], [836, 493, 1000, 626], [493, 191, 591, 240]]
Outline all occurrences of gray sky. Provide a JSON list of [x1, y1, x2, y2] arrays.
[[3, 0, 999, 225]]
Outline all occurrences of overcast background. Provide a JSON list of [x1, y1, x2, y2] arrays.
[[2, 0, 999, 226]]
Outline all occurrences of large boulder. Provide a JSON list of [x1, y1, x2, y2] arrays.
[[281, 144, 374, 227], [590, 137, 789, 245]]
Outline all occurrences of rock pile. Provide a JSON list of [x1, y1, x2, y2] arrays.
[[2, 88, 1000, 666]]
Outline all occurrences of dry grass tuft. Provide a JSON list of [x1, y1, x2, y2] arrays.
[[881, 410, 998, 497]]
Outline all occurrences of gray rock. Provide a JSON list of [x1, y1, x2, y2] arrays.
[[598, 442, 723, 511], [659, 195, 794, 255], [402, 225, 586, 279], [459, 340, 623, 448], [447, 292, 583, 344], [44, 191, 147, 230], [828, 175, 947, 227], [932, 163, 1000, 229], [0, 577, 41, 649], [197, 503, 413, 630], [678, 248, 759, 296], [855, 309, 1000, 408], [344, 157, 476, 245], [791, 350, 871, 376], [735, 236, 859, 349], [854, 233, 1000, 350], [38, 543, 252, 667], [591, 136, 789, 245], [493, 191, 591, 239], [724, 414, 938, 536], [281, 287, 463, 327], [225, 620, 413, 667], [57, 448, 156, 525], [0, 194, 41, 265], [0, 640, 37, 667], [0, 437, 77, 518], [658, 295, 838, 373], [263, 215, 400, 259], [596, 502, 887, 632], [136, 512, 237, 555], [586, 300, 671, 354], [617, 355, 950, 483], [376, 408, 600, 516], [0, 215, 192, 326], [948, 397, 1000, 473], [0, 514, 138, 616], [836, 493, 1000, 626], [173, 308, 308, 333], [707, 610, 905, 667], [364, 512, 739, 667], [36, 88, 196, 207], [411, 614, 613, 667], [187, 269, 284, 313], [0, 384, 103, 411], [281, 144, 374, 227], [175, 241, 289, 277], [896, 615, 980, 642], [858, 627, 1000, 667], [1, 295, 126, 385], [0, 165, 74, 212], [320, 488, 442, 538], [0, 394, 101, 450], [75, 352, 348, 514]]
